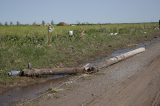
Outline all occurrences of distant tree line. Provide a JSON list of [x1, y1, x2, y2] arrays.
[[0, 20, 113, 26], [1, 20, 158, 26], [0, 20, 55, 26], [0, 20, 111, 26], [0, 21, 21, 26]]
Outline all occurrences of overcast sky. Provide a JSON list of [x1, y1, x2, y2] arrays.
[[0, 0, 160, 24]]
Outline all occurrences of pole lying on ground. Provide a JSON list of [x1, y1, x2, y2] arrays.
[[96, 47, 145, 69], [23, 67, 85, 76], [21, 47, 145, 77]]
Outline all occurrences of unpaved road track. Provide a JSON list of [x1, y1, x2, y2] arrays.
[[89, 55, 160, 106], [34, 38, 160, 106]]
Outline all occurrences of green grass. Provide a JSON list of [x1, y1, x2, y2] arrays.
[[0, 23, 160, 84]]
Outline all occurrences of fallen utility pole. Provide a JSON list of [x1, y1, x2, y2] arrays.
[[96, 47, 145, 69], [23, 67, 84, 76], [9, 47, 145, 77], [22, 64, 96, 77]]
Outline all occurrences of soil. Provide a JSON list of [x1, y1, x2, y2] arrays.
[[0, 37, 160, 106]]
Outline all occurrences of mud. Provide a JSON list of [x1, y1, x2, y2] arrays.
[[0, 75, 69, 106]]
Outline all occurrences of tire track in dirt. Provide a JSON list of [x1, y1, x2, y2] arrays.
[[88, 55, 160, 106]]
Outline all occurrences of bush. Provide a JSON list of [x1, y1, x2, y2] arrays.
[[57, 22, 69, 26]]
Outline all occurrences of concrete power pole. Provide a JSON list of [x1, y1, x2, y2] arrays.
[[48, 24, 53, 46], [159, 20, 160, 29]]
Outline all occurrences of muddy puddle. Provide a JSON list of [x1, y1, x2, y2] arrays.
[[0, 37, 159, 106], [0, 75, 70, 106]]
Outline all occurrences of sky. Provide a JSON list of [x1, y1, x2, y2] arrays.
[[0, 0, 160, 24]]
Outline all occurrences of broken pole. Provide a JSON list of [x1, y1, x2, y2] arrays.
[[20, 47, 145, 77], [23, 67, 85, 76], [96, 47, 145, 69]]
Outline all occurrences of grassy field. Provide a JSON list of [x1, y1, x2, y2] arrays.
[[0, 23, 160, 85]]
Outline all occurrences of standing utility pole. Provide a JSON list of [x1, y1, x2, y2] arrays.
[[47, 24, 53, 46], [159, 20, 160, 29]]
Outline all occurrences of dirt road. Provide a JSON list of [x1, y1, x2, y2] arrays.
[[89, 55, 160, 106], [28, 38, 159, 106]]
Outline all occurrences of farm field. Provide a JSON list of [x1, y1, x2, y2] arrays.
[[0, 23, 160, 88]]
